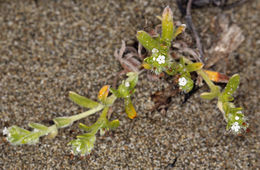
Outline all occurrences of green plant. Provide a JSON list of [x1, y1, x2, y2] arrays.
[[136, 6, 248, 134], [3, 6, 248, 156]]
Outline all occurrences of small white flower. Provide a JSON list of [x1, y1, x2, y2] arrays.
[[231, 122, 240, 132], [178, 77, 187, 86], [125, 82, 130, 87], [3, 127, 8, 135], [76, 146, 81, 153], [153, 57, 156, 61], [152, 48, 159, 53], [235, 116, 239, 120], [156, 55, 165, 64]]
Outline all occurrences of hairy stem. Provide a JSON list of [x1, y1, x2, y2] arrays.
[[70, 94, 117, 122], [70, 104, 105, 122]]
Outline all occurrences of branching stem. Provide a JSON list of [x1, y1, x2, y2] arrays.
[[182, 57, 217, 91]]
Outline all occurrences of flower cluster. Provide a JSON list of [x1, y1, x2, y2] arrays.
[[217, 74, 248, 134], [137, 6, 248, 133]]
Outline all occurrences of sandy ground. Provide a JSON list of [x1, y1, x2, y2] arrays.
[[0, 0, 259, 169]]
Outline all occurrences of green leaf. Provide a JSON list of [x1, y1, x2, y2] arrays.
[[105, 119, 120, 130], [186, 62, 203, 72], [161, 6, 174, 46], [126, 72, 138, 90], [6, 126, 31, 144], [136, 31, 161, 52], [69, 91, 99, 109], [28, 123, 48, 132], [53, 117, 73, 128], [223, 74, 240, 96], [79, 123, 93, 132], [117, 83, 129, 98], [69, 135, 96, 156], [20, 132, 41, 144], [77, 133, 95, 139], [200, 86, 220, 100], [222, 93, 234, 102], [200, 92, 218, 100]]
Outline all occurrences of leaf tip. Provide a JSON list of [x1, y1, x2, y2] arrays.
[[162, 6, 173, 19]]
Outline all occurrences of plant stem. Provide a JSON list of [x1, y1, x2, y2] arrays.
[[69, 94, 117, 122], [70, 104, 105, 122], [197, 70, 216, 91], [47, 125, 57, 133], [182, 57, 216, 90]]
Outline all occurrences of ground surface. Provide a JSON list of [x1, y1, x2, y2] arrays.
[[0, 0, 259, 169]]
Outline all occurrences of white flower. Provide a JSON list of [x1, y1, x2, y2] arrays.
[[125, 82, 130, 87], [178, 77, 187, 86], [231, 122, 240, 132], [156, 55, 165, 64], [3, 127, 8, 135], [76, 146, 81, 153], [235, 116, 239, 120], [152, 48, 159, 53]]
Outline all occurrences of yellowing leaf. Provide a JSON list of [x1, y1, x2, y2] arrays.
[[173, 24, 186, 39], [142, 62, 152, 69], [98, 85, 110, 102], [204, 70, 229, 83], [124, 97, 137, 119]]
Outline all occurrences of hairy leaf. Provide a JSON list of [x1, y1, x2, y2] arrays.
[[223, 74, 240, 96], [161, 6, 174, 46], [186, 62, 203, 72], [28, 123, 48, 131], [136, 31, 161, 52], [69, 91, 99, 108]]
